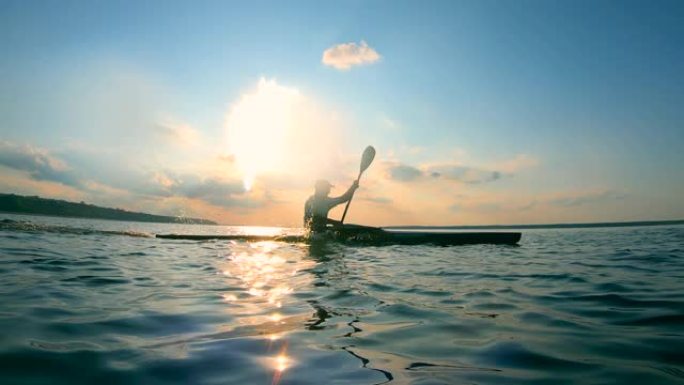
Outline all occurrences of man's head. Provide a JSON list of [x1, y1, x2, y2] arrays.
[[314, 179, 333, 196]]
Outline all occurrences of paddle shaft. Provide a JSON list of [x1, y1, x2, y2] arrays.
[[340, 172, 361, 224]]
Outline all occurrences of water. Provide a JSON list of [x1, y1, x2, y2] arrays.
[[1, 214, 683, 385]]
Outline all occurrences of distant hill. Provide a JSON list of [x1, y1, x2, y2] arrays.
[[0, 193, 217, 225]]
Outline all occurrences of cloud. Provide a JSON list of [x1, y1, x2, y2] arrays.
[[151, 171, 177, 189], [450, 200, 503, 214], [387, 164, 423, 181], [427, 165, 502, 184], [322, 41, 381, 70], [155, 120, 200, 147], [359, 195, 393, 204], [385, 163, 502, 184], [174, 178, 245, 206], [0, 138, 268, 212], [0, 141, 82, 187], [383, 153, 538, 186], [144, 171, 260, 209], [0, 171, 85, 202], [549, 190, 627, 207]]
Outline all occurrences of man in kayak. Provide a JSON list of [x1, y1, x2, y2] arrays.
[[304, 179, 359, 231]]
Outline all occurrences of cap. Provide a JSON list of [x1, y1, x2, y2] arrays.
[[315, 179, 334, 191]]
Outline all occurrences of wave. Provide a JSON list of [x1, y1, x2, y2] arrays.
[[0, 218, 153, 238]]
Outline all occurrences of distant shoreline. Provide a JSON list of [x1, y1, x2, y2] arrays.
[[2, 193, 681, 230], [0, 210, 218, 226], [385, 219, 684, 230], [0, 193, 217, 225]]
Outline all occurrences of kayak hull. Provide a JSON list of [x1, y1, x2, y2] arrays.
[[370, 231, 521, 245], [156, 230, 521, 246]]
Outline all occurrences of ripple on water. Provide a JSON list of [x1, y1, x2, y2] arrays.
[[46, 312, 222, 338], [614, 313, 684, 328], [60, 275, 131, 286], [477, 341, 598, 372]]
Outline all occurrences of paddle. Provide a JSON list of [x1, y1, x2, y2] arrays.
[[340, 145, 376, 224]]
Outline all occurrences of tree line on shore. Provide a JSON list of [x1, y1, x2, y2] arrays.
[[0, 193, 216, 225]]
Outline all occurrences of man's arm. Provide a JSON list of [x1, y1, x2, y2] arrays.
[[329, 180, 359, 206]]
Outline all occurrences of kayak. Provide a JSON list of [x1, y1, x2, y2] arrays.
[[156, 227, 521, 246]]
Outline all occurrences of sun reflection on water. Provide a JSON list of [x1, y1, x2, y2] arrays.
[[269, 349, 293, 385], [218, 239, 314, 383], [269, 312, 283, 322], [275, 353, 290, 372]]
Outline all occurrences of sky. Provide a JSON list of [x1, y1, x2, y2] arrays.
[[1, 0, 683, 226]]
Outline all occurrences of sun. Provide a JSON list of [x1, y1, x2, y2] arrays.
[[225, 78, 302, 191], [225, 77, 344, 193]]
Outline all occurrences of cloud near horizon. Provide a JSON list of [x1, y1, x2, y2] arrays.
[[322, 41, 381, 70], [0, 140, 272, 215], [0, 139, 652, 226], [157, 173, 254, 208], [0, 141, 82, 188], [549, 190, 627, 208]]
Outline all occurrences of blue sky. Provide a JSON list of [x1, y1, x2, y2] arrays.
[[1, 0, 683, 226]]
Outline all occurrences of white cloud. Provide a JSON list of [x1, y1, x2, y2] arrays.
[[155, 120, 200, 147], [322, 41, 381, 70]]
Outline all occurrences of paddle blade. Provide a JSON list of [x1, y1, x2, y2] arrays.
[[359, 146, 376, 174], [341, 145, 376, 224]]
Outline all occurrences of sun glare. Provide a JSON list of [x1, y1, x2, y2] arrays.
[[225, 78, 343, 192], [226, 79, 301, 191]]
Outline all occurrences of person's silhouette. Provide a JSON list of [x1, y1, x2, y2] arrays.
[[303, 179, 358, 231]]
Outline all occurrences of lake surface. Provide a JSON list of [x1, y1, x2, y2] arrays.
[[1, 214, 683, 384]]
